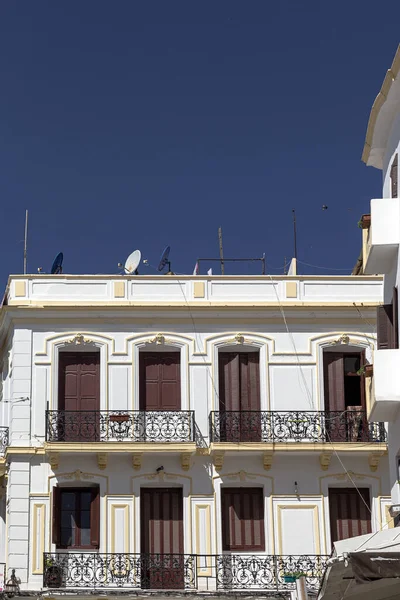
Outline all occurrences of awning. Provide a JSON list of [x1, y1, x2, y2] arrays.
[[318, 529, 400, 600]]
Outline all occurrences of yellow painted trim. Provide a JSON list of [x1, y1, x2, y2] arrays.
[[210, 442, 387, 453], [362, 44, 400, 165], [14, 281, 26, 297], [32, 503, 46, 574], [286, 282, 297, 299], [277, 504, 321, 555], [48, 471, 109, 494], [29, 492, 50, 497], [195, 504, 212, 577], [113, 282, 125, 299], [44, 442, 197, 454], [6, 447, 45, 456], [193, 282, 205, 298], [110, 504, 129, 553]]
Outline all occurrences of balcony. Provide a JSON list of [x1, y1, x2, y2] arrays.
[[0, 427, 8, 455], [370, 349, 400, 421], [46, 410, 196, 443], [209, 411, 386, 443], [363, 199, 400, 274], [43, 553, 328, 593]]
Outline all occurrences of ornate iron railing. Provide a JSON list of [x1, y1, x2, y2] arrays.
[[42, 553, 328, 592], [215, 554, 329, 591], [0, 427, 8, 455], [43, 553, 197, 590], [45, 411, 196, 443], [209, 410, 386, 443]]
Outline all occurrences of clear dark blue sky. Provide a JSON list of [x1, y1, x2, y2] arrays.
[[0, 1, 398, 284]]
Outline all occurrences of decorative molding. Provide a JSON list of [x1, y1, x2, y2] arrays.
[[180, 452, 191, 471], [65, 333, 94, 346], [333, 471, 365, 481], [48, 452, 59, 471], [319, 451, 333, 471], [60, 469, 94, 481], [369, 452, 385, 472], [226, 471, 257, 482], [97, 453, 107, 470], [132, 453, 142, 471], [213, 451, 224, 471], [234, 333, 245, 344], [145, 471, 178, 482], [263, 451, 273, 471], [147, 333, 170, 345]]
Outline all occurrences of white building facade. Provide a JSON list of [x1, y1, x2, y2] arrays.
[[361, 45, 400, 522], [0, 272, 390, 597]]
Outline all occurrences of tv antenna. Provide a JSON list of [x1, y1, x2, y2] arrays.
[[158, 246, 173, 274], [119, 249, 141, 275], [292, 209, 298, 261], [218, 226, 225, 275], [196, 254, 266, 275], [23, 210, 28, 274]]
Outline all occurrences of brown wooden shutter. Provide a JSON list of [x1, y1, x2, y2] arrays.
[[141, 488, 183, 554], [391, 154, 398, 198], [329, 488, 371, 544], [139, 353, 181, 410], [221, 488, 265, 551], [393, 288, 399, 349], [377, 305, 394, 349], [219, 353, 240, 411], [323, 353, 345, 411], [240, 354, 261, 411], [58, 352, 100, 411], [90, 487, 100, 549], [52, 486, 61, 546]]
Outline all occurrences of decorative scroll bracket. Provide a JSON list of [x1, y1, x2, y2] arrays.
[[263, 451, 273, 471], [97, 453, 107, 470], [369, 451, 385, 472], [213, 451, 225, 471], [132, 453, 142, 471], [48, 452, 59, 471], [180, 452, 192, 471], [319, 451, 333, 471]]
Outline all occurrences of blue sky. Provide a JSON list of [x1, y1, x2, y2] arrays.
[[0, 1, 398, 284]]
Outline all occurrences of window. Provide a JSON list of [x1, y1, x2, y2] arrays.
[[323, 351, 365, 411], [52, 486, 100, 549], [377, 288, 399, 350], [221, 488, 265, 551], [391, 154, 398, 198], [329, 488, 371, 543]]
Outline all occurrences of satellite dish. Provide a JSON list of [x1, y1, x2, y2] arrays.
[[51, 252, 63, 274], [157, 246, 171, 272], [124, 250, 141, 275]]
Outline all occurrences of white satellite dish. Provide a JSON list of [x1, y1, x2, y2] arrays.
[[124, 250, 141, 274]]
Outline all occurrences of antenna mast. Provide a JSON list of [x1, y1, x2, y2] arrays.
[[218, 226, 225, 275], [23, 210, 28, 275], [292, 209, 298, 261]]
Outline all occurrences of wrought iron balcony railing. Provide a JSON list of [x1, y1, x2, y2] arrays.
[[43, 553, 329, 592], [209, 410, 387, 443], [0, 427, 8, 455], [215, 554, 329, 591], [45, 410, 196, 443], [43, 553, 197, 590]]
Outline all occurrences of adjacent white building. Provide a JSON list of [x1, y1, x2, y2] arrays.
[[0, 270, 389, 598]]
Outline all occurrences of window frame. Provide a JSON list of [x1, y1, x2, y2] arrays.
[[53, 486, 100, 550], [221, 487, 265, 552]]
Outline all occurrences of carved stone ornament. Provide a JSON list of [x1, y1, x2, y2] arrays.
[[97, 453, 107, 470], [65, 334, 94, 346], [180, 452, 192, 471], [226, 471, 256, 482], [263, 452, 273, 471], [334, 471, 365, 481], [234, 333, 245, 345], [213, 451, 225, 471], [48, 452, 59, 471], [331, 334, 351, 346], [61, 470, 94, 481], [148, 333, 169, 345], [319, 451, 333, 471], [145, 471, 177, 482], [369, 452, 385, 473], [132, 453, 142, 471]]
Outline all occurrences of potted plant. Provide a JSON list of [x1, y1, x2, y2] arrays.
[[358, 214, 371, 229], [283, 572, 306, 583], [44, 557, 63, 589], [357, 364, 373, 378]]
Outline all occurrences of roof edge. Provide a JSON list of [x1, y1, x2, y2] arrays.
[[362, 45, 400, 167]]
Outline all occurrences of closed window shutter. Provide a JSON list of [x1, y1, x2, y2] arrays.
[[90, 487, 100, 549], [240, 354, 261, 411], [219, 353, 240, 411], [391, 154, 398, 198], [377, 305, 394, 349], [323, 353, 345, 411], [52, 486, 61, 546], [221, 488, 265, 551], [393, 288, 399, 349]]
